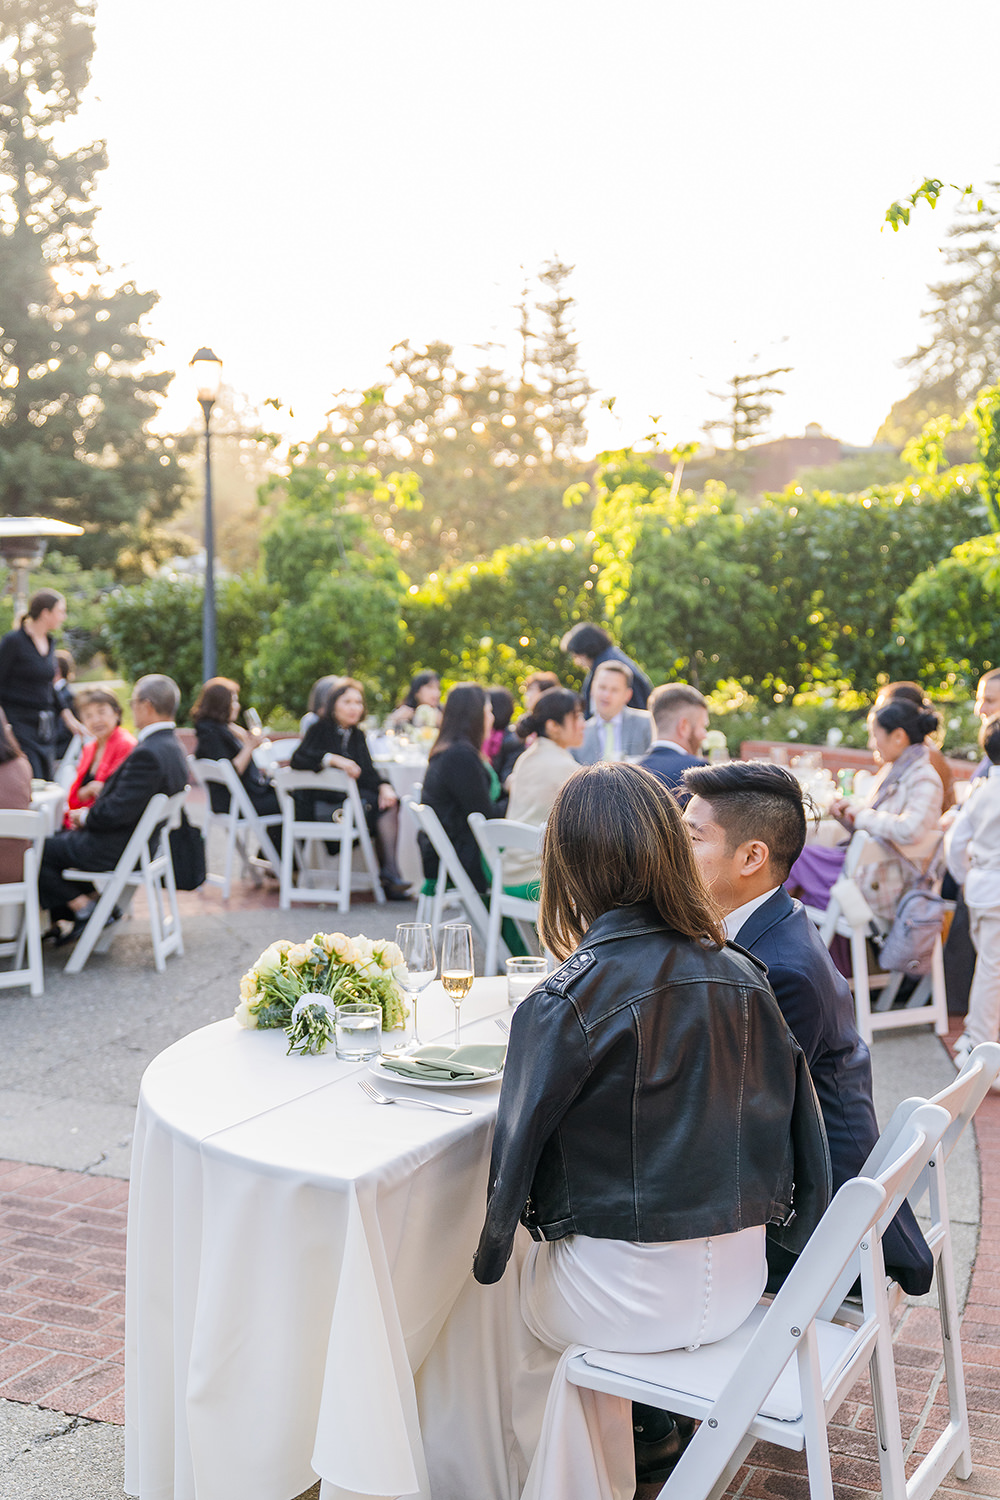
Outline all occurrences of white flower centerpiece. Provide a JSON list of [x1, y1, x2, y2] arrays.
[[235, 932, 408, 1055]]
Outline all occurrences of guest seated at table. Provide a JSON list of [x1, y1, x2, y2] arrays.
[[559, 622, 652, 716], [682, 759, 933, 1295], [474, 763, 829, 1499], [522, 671, 561, 712], [419, 682, 505, 892], [485, 686, 524, 786], [386, 670, 442, 730], [192, 677, 282, 856], [299, 675, 342, 736], [291, 677, 409, 899], [874, 680, 955, 812], [638, 682, 710, 798], [39, 675, 189, 945], [572, 661, 651, 765], [788, 697, 945, 916], [64, 690, 136, 829], [0, 715, 32, 884], [502, 689, 584, 896]]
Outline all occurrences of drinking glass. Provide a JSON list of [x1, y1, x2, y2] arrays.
[[440, 923, 474, 1046], [395, 922, 436, 1049], [334, 1002, 382, 1062], [506, 956, 548, 1008]]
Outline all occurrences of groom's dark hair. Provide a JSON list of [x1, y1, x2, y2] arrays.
[[682, 760, 810, 880]]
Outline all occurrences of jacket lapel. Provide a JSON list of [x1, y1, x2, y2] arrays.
[[736, 886, 793, 950]]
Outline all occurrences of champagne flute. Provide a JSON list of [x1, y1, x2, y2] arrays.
[[440, 923, 474, 1047], [395, 922, 436, 1051]]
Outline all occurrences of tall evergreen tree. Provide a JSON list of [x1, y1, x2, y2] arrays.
[[532, 258, 593, 462], [0, 0, 185, 573], [902, 183, 1000, 410]]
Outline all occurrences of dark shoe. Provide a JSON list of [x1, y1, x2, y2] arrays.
[[54, 903, 122, 948], [633, 1406, 696, 1482], [381, 879, 412, 901]]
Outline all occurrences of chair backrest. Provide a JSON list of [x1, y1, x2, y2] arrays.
[[191, 756, 256, 821], [404, 797, 490, 941], [0, 808, 47, 883], [847, 827, 945, 883], [818, 1099, 950, 1319], [272, 765, 356, 826], [467, 813, 543, 876]]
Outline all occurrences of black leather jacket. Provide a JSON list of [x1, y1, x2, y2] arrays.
[[474, 904, 830, 1285]]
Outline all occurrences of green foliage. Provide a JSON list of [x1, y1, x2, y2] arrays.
[[884, 178, 981, 231], [245, 463, 410, 716], [403, 535, 599, 695], [893, 532, 1000, 685], [0, 2, 188, 572], [102, 573, 279, 718], [971, 383, 1000, 528]]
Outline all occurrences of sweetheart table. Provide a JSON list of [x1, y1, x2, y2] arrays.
[[124, 976, 543, 1500]]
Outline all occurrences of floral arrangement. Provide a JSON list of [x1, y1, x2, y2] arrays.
[[235, 932, 408, 1055]]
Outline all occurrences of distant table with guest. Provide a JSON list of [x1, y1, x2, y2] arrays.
[[125, 977, 544, 1500]]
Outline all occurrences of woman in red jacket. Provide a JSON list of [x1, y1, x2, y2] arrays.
[[64, 690, 135, 828]]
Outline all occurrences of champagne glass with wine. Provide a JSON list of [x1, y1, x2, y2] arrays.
[[440, 923, 474, 1047], [395, 922, 436, 1050]]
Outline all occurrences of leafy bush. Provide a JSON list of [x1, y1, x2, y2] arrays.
[[102, 572, 279, 718], [893, 532, 1000, 685]]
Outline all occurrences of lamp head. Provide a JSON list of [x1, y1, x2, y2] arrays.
[[190, 346, 223, 411]]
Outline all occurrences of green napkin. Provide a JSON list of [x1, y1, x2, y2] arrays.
[[380, 1043, 506, 1082]]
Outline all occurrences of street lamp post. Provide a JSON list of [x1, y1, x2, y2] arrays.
[[190, 347, 223, 681]]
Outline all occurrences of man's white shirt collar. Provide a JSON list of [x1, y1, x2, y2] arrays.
[[650, 738, 692, 755], [136, 720, 176, 743], [725, 886, 781, 943]]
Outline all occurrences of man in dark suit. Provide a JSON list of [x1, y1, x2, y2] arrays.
[[638, 683, 710, 799], [40, 674, 189, 941], [681, 758, 933, 1294]]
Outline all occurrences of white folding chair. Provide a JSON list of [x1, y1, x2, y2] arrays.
[[0, 809, 46, 996], [807, 830, 948, 1046], [61, 788, 187, 974], [829, 1043, 1000, 1499], [468, 813, 542, 975], [271, 767, 384, 912], [54, 733, 85, 790], [402, 797, 508, 960], [566, 1101, 950, 1500], [189, 757, 281, 898]]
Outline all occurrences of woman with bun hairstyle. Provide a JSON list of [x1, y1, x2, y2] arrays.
[[503, 689, 585, 895]]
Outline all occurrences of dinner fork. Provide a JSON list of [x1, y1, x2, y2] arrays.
[[358, 1078, 472, 1115], [494, 1017, 510, 1035]]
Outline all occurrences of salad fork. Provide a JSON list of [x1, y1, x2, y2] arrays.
[[358, 1078, 472, 1115]]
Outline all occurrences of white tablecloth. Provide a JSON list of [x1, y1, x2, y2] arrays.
[[125, 977, 542, 1500]]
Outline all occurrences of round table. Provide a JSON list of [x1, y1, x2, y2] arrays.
[[125, 976, 541, 1500]]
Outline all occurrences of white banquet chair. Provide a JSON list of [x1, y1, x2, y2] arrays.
[[61, 788, 187, 974], [402, 797, 508, 960], [806, 829, 948, 1045], [189, 756, 281, 897], [0, 808, 46, 995], [468, 813, 542, 975], [272, 767, 384, 912], [566, 1100, 950, 1500]]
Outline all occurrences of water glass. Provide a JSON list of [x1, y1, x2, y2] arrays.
[[334, 1002, 382, 1062], [506, 956, 548, 1008]]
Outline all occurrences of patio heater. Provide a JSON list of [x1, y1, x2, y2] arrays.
[[0, 516, 85, 624], [190, 347, 224, 681]]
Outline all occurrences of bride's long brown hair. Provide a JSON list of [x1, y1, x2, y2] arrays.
[[539, 762, 725, 961]]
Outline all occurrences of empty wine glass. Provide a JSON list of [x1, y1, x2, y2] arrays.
[[440, 922, 474, 1047], [395, 922, 436, 1050]]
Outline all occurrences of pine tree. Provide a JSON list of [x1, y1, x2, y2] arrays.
[[0, 0, 186, 573], [532, 258, 594, 463], [903, 183, 1000, 410]]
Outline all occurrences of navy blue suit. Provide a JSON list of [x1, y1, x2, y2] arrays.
[[736, 887, 933, 1295], [638, 745, 707, 799]]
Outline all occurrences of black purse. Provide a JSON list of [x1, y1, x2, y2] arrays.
[[169, 811, 207, 890]]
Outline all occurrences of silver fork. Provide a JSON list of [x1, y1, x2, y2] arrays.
[[494, 1017, 510, 1035], [358, 1078, 472, 1115]]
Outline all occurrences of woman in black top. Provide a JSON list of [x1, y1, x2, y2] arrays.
[[291, 678, 410, 899], [192, 677, 282, 855], [0, 590, 84, 779], [420, 682, 505, 891]]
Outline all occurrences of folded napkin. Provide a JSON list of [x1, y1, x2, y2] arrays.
[[379, 1043, 506, 1082]]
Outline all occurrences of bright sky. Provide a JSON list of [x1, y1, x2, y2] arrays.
[[77, 0, 1000, 453]]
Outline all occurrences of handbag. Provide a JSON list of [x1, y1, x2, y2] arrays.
[[877, 883, 946, 976], [169, 811, 207, 891]]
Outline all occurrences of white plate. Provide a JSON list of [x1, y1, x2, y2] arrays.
[[368, 1058, 504, 1090]]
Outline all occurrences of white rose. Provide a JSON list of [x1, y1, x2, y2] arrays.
[[234, 999, 258, 1029], [381, 941, 403, 969], [255, 943, 285, 977]]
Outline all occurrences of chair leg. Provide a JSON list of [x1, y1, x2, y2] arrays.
[[338, 821, 353, 913], [485, 884, 501, 977], [851, 927, 874, 1047], [930, 934, 949, 1036], [65, 877, 127, 975], [24, 888, 43, 997], [279, 822, 294, 910]]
